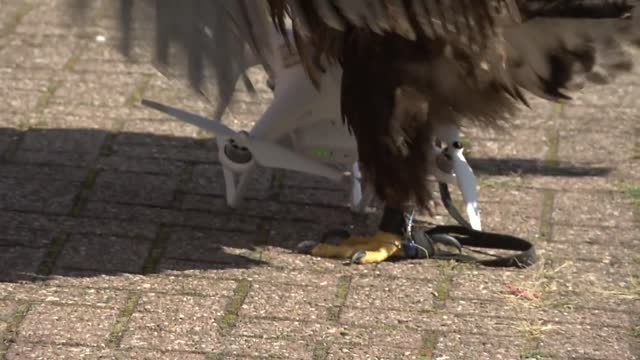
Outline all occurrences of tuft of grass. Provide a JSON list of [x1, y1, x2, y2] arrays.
[[70, 169, 100, 217], [327, 276, 352, 322], [538, 190, 556, 242], [219, 279, 251, 336], [34, 81, 62, 112], [515, 319, 557, 340], [623, 184, 640, 225], [107, 292, 141, 348], [141, 225, 170, 275], [624, 186, 640, 207], [502, 258, 575, 310], [36, 234, 69, 277], [544, 128, 560, 169], [519, 350, 549, 359], [418, 331, 440, 360], [432, 264, 456, 310], [62, 44, 87, 72], [591, 274, 639, 301], [479, 176, 523, 189], [312, 343, 330, 360], [432, 279, 451, 309]]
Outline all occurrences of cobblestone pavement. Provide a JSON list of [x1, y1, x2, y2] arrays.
[[0, 1, 638, 359]]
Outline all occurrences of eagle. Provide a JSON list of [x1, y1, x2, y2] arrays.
[[69, 0, 640, 264]]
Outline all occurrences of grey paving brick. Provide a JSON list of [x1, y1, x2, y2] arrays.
[[17, 304, 118, 346], [121, 119, 203, 139], [12, 149, 100, 167], [220, 337, 313, 359], [240, 282, 334, 322], [21, 128, 107, 154], [0, 35, 78, 70], [0, 88, 42, 113], [5, 344, 113, 360], [0, 246, 46, 281], [326, 345, 426, 360], [0, 177, 80, 214], [433, 334, 527, 360], [15, 286, 128, 309], [230, 318, 337, 342], [121, 293, 224, 352], [339, 306, 434, 329], [0, 126, 21, 146], [96, 155, 187, 175], [56, 234, 152, 273], [182, 164, 273, 199], [0, 228, 54, 248], [539, 325, 637, 359], [0, 164, 88, 181], [50, 73, 141, 108], [110, 143, 217, 163], [89, 171, 178, 207], [553, 191, 636, 227], [279, 187, 349, 207], [345, 276, 436, 311], [0, 300, 19, 321], [164, 228, 259, 264], [0, 211, 158, 239]]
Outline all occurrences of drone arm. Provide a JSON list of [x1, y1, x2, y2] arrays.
[[249, 64, 319, 141]]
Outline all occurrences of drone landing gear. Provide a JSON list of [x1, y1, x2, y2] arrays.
[[218, 136, 256, 208], [432, 124, 482, 231], [349, 162, 375, 213]]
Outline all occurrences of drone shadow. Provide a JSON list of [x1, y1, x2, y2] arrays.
[[0, 127, 377, 283], [0, 127, 612, 282]]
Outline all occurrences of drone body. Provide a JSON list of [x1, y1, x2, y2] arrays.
[[142, 19, 482, 227]]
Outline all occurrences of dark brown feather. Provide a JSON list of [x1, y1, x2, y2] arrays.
[[272, 0, 640, 210]]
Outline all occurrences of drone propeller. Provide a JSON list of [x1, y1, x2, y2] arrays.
[[141, 99, 344, 181]]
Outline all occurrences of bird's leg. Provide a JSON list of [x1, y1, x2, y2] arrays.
[[300, 206, 408, 264]]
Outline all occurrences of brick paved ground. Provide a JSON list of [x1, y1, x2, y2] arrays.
[[0, 1, 638, 359]]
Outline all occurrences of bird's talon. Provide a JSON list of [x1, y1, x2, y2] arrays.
[[431, 233, 463, 253], [297, 240, 319, 254], [351, 250, 367, 264]]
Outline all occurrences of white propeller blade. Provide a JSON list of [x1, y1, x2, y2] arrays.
[[141, 99, 237, 138], [141, 99, 344, 182], [450, 147, 482, 230], [248, 140, 343, 181]]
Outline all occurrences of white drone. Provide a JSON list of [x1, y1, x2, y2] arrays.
[[141, 18, 483, 231]]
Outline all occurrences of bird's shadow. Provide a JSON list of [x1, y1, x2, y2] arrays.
[[0, 127, 612, 283]]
